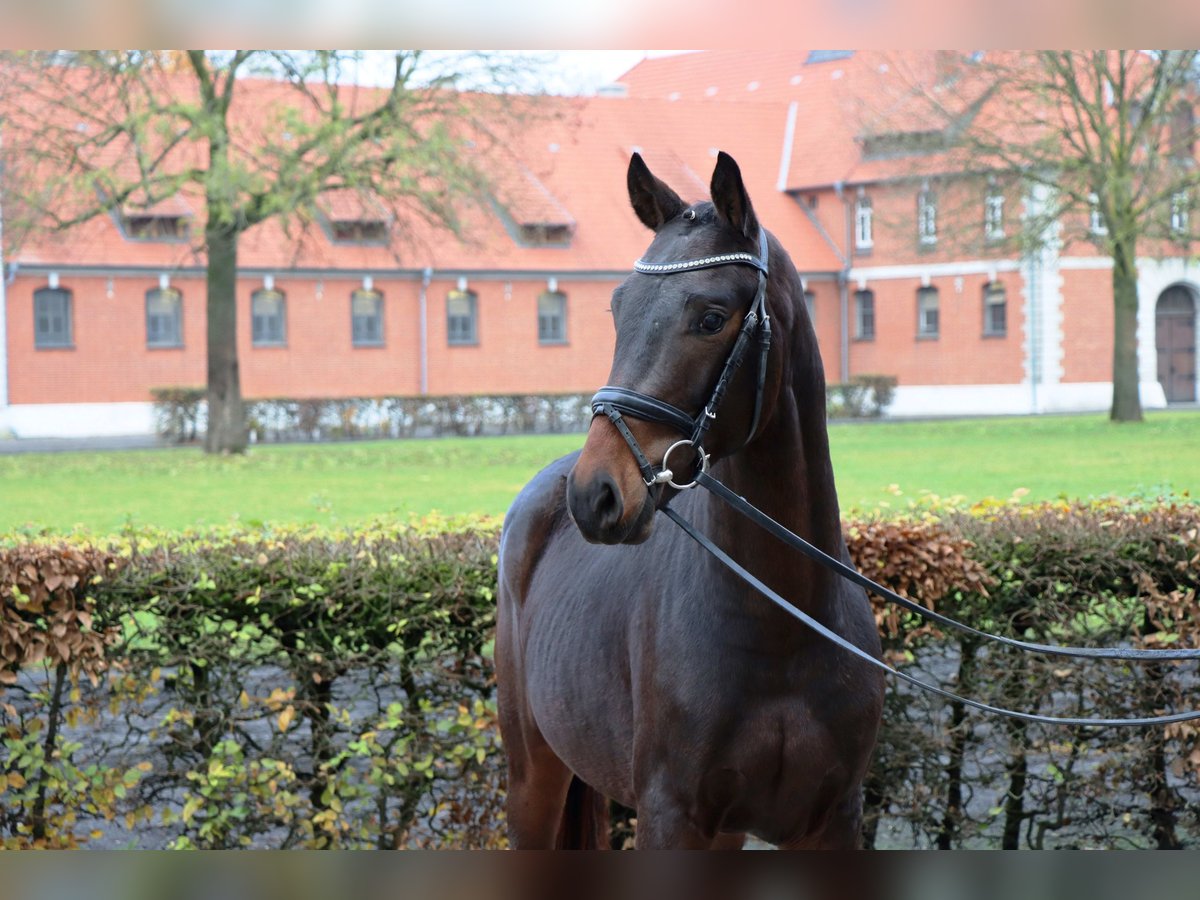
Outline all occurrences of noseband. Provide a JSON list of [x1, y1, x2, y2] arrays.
[[591, 229, 771, 489]]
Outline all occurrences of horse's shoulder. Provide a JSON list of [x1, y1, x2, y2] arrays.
[[498, 451, 580, 601]]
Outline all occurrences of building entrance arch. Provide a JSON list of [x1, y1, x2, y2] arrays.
[[1156, 284, 1197, 403]]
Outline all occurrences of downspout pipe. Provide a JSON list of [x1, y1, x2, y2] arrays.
[[0, 167, 9, 421], [834, 181, 852, 385], [419, 266, 431, 396]]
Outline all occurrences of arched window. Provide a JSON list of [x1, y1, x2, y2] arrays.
[[351, 289, 385, 346], [983, 282, 1007, 336], [917, 286, 939, 337], [854, 289, 875, 340], [447, 289, 478, 345], [251, 288, 287, 346], [537, 290, 567, 344], [146, 287, 183, 348], [33, 286, 73, 348]]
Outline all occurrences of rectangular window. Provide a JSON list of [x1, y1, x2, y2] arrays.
[[146, 287, 183, 348], [1170, 191, 1189, 236], [447, 290, 478, 345], [854, 289, 875, 340], [537, 290, 567, 344], [985, 194, 1005, 241], [34, 286, 73, 348], [122, 214, 190, 241], [251, 289, 287, 346], [1089, 192, 1108, 236], [854, 197, 873, 250], [803, 290, 815, 320], [918, 191, 937, 246], [351, 289, 385, 346], [917, 286, 939, 337], [331, 220, 390, 245], [983, 283, 1007, 336]]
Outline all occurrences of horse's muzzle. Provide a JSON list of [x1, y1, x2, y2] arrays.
[[566, 466, 657, 545]]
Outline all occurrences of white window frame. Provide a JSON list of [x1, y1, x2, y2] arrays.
[[1088, 192, 1108, 236], [854, 195, 874, 250], [918, 190, 937, 246], [985, 193, 1005, 241], [1170, 190, 1189, 236]]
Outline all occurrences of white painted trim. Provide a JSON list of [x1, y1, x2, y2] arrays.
[[776, 101, 799, 192], [887, 381, 1167, 418], [3, 402, 158, 438], [849, 259, 1021, 283], [1136, 257, 1200, 400], [1058, 257, 1114, 270], [0, 188, 8, 420]]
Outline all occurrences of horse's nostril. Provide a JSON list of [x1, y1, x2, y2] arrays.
[[592, 475, 623, 529]]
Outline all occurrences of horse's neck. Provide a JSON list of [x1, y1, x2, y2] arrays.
[[706, 380, 845, 621]]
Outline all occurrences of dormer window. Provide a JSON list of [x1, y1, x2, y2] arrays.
[[495, 164, 575, 249], [113, 193, 193, 242], [330, 219, 389, 244], [517, 223, 574, 247], [318, 191, 391, 246], [123, 213, 190, 240]]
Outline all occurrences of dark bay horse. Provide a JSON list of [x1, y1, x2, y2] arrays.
[[496, 151, 884, 849]]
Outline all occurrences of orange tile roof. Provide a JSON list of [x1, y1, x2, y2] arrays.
[[9, 81, 843, 276]]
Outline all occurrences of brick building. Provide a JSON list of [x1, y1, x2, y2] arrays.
[[1, 51, 1195, 438]]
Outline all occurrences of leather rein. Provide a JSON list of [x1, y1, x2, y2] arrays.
[[591, 231, 1200, 728]]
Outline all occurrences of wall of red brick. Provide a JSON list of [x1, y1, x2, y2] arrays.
[[5, 272, 631, 405], [1059, 268, 1115, 384], [424, 278, 618, 396], [7, 275, 207, 405], [848, 272, 1025, 386]]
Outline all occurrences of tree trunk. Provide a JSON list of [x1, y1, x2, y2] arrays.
[[204, 221, 247, 453], [1109, 239, 1143, 422], [936, 639, 977, 849]]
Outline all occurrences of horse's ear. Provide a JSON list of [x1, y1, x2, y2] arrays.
[[710, 151, 759, 240], [627, 152, 686, 231]]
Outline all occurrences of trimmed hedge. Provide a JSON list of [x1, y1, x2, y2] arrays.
[[2, 500, 1198, 848], [150, 381, 899, 444]]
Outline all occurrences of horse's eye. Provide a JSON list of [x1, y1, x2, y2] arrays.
[[699, 311, 727, 334]]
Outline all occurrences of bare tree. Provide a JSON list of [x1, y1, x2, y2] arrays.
[[0, 51, 538, 452], [861, 50, 1200, 422]]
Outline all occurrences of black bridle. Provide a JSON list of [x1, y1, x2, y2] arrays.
[[591, 229, 1200, 729], [591, 228, 771, 490]]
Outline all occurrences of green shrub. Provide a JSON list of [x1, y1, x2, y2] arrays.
[[2, 501, 1198, 848]]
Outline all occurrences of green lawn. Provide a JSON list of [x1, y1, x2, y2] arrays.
[[1, 411, 1197, 534]]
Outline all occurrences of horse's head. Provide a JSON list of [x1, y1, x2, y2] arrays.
[[567, 151, 783, 545]]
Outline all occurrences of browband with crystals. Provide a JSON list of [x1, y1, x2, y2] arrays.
[[634, 251, 768, 275]]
